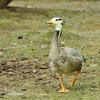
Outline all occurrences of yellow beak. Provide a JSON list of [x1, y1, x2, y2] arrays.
[[47, 20, 53, 24]]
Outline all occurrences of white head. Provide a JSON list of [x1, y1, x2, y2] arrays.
[[47, 17, 63, 32]]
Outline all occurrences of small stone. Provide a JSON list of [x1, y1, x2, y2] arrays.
[[33, 69, 39, 74], [40, 45, 46, 49], [8, 91, 23, 96], [91, 88, 94, 90], [18, 36, 23, 40], [0, 92, 5, 95], [12, 43, 17, 46], [34, 59, 38, 62], [34, 58, 41, 62], [21, 88, 27, 91], [8, 72, 14, 75], [53, 75, 59, 79], [7, 69, 13, 72], [11, 58, 18, 62], [27, 5, 32, 8], [39, 66, 47, 69], [1, 60, 7, 66], [60, 41, 65, 45], [43, 54, 48, 57], [33, 70, 36, 73], [37, 77, 43, 81], [21, 57, 28, 61]]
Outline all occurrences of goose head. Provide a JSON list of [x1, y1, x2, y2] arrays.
[[47, 17, 63, 32]]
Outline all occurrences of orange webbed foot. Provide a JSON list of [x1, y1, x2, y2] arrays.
[[58, 87, 70, 93]]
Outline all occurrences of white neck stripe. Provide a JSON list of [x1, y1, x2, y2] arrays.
[[55, 24, 62, 32]]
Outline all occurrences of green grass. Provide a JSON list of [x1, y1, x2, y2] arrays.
[[0, 0, 100, 100]]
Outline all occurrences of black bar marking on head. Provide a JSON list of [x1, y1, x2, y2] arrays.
[[56, 19, 62, 21]]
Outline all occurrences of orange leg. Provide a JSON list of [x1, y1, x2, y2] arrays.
[[58, 77, 69, 93], [70, 70, 81, 87]]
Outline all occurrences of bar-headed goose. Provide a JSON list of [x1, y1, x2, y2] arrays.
[[47, 17, 86, 93]]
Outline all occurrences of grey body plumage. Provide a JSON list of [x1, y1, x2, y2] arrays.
[[49, 30, 85, 76]]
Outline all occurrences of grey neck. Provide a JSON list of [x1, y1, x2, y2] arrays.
[[51, 30, 61, 45], [50, 30, 61, 57]]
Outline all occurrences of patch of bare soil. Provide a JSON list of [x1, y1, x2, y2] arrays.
[[0, 57, 58, 94]]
